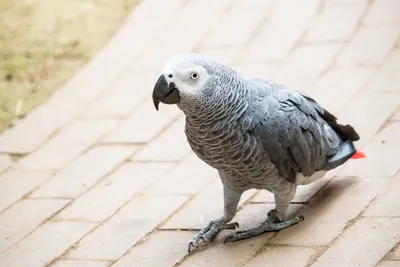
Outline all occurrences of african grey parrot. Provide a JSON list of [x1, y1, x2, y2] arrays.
[[152, 53, 364, 253]]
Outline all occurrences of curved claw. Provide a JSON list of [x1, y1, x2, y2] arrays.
[[188, 240, 201, 253], [221, 222, 239, 230]]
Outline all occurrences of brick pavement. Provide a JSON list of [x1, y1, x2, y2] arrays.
[[0, 0, 400, 266]]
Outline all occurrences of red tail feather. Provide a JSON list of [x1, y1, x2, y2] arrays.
[[351, 149, 366, 159]]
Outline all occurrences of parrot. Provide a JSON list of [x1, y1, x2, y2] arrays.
[[152, 53, 365, 253]]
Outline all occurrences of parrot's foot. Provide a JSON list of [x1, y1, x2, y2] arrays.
[[188, 219, 239, 253], [224, 211, 304, 244]]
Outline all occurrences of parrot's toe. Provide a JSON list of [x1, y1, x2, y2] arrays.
[[224, 215, 304, 244], [188, 220, 239, 253]]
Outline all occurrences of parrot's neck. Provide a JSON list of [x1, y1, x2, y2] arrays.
[[180, 83, 249, 129]]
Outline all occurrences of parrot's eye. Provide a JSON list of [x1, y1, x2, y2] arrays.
[[190, 72, 199, 80]]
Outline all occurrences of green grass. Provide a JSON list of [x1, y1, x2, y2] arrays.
[[0, 0, 140, 132]]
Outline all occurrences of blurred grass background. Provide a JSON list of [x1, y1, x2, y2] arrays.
[[0, 0, 140, 133]]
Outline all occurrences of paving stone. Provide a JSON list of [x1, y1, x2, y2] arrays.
[[0, 155, 12, 173], [235, 44, 338, 90], [81, 71, 152, 118], [290, 43, 342, 73], [283, 43, 342, 88], [336, 24, 400, 66], [233, 60, 320, 92], [197, 47, 239, 65], [244, 246, 316, 267], [339, 123, 400, 178], [52, 260, 110, 267], [272, 177, 389, 246], [138, 0, 231, 69], [377, 261, 400, 267], [366, 49, 400, 93], [0, 101, 73, 154], [0, 199, 68, 253], [390, 244, 400, 260], [363, 0, 400, 24], [336, 92, 400, 147], [102, 99, 180, 144], [31, 146, 136, 199], [233, 0, 274, 10], [311, 217, 400, 267], [271, 0, 321, 22], [112, 230, 194, 267], [310, 67, 374, 113], [15, 119, 118, 171], [304, 1, 366, 42], [201, 6, 269, 47], [132, 115, 191, 162], [104, 0, 186, 60], [231, 63, 296, 88], [66, 195, 188, 260], [0, 98, 77, 154], [393, 108, 400, 121], [179, 236, 265, 267], [144, 152, 217, 195], [364, 173, 400, 217], [230, 62, 279, 79], [330, 0, 367, 3], [161, 179, 257, 229], [0, 221, 95, 267], [0, 169, 51, 213], [57, 162, 173, 222], [242, 19, 309, 62], [240, 0, 320, 62]]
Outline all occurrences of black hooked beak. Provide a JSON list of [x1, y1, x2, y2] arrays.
[[152, 75, 180, 111]]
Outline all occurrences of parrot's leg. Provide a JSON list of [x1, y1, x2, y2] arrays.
[[188, 185, 242, 253], [224, 187, 304, 243]]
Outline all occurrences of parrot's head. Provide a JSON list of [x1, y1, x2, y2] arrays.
[[152, 53, 234, 111]]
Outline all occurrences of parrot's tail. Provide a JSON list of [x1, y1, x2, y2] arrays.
[[351, 149, 366, 159], [320, 109, 360, 142], [320, 109, 365, 161]]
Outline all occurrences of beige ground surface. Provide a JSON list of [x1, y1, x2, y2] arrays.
[[0, 0, 139, 132], [0, 0, 400, 266]]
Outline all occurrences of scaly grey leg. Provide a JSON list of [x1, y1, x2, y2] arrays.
[[188, 184, 242, 253]]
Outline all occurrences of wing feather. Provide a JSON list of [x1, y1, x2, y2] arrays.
[[250, 80, 341, 181]]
